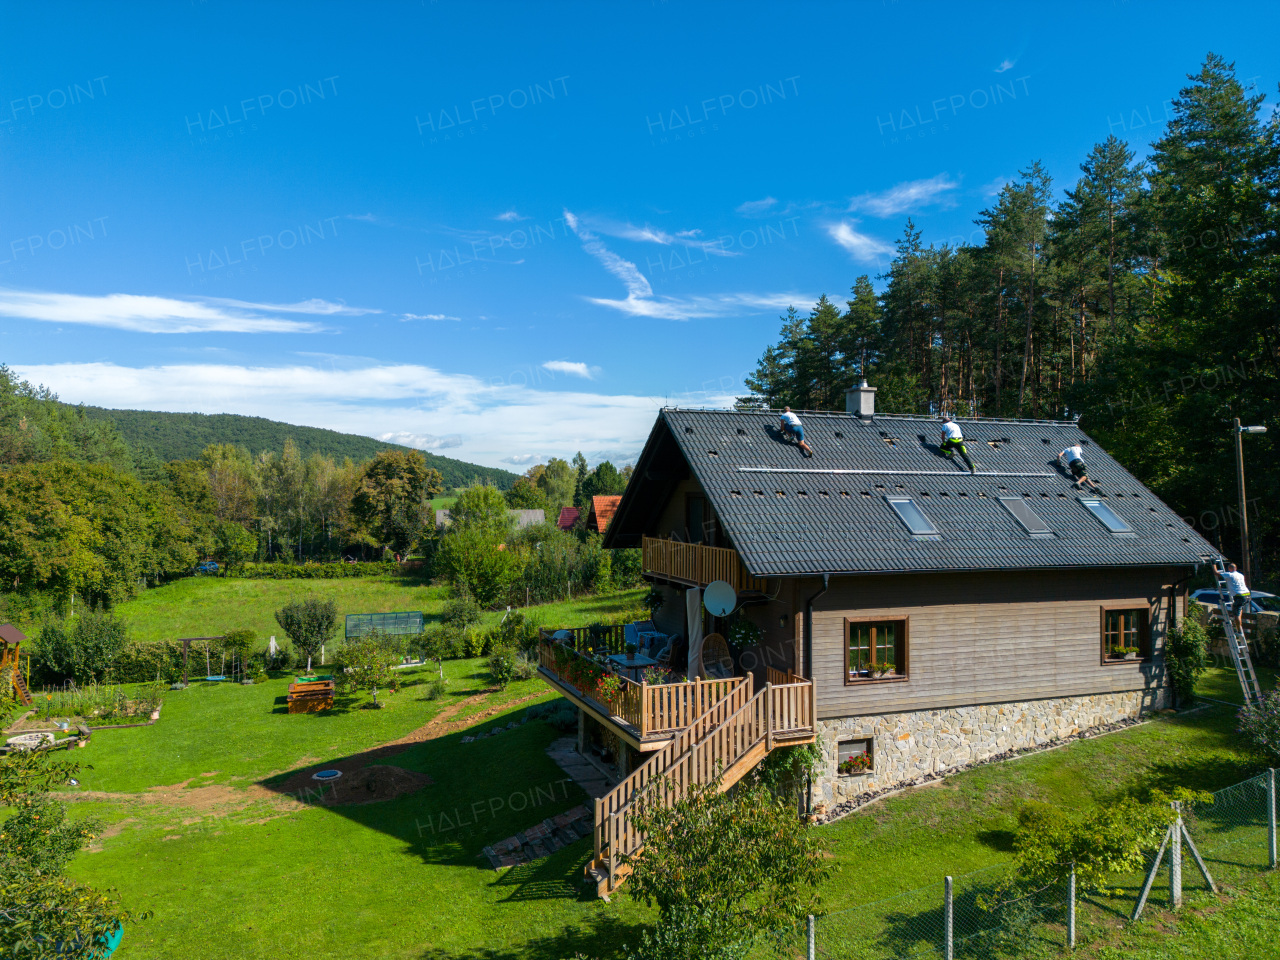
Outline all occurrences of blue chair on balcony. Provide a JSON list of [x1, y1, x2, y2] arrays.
[[628, 620, 662, 656]]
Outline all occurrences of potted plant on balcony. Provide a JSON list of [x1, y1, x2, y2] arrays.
[[643, 666, 676, 685], [595, 672, 624, 707]]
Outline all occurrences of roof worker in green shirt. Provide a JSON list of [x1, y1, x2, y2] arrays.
[[939, 414, 977, 474]]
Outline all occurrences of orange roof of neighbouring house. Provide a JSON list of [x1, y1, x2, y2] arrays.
[[0, 624, 27, 646], [557, 506, 580, 530], [589, 495, 622, 532]]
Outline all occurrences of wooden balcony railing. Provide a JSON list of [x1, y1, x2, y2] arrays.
[[537, 630, 749, 739], [590, 671, 816, 896], [641, 536, 769, 593]]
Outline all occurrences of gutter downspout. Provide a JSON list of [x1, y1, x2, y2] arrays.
[[804, 574, 830, 681], [803, 574, 829, 820]]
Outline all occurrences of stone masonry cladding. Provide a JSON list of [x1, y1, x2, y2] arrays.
[[815, 689, 1170, 807]]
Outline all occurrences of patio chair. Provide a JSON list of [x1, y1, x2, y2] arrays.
[[630, 619, 661, 657], [700, 633, 734, 679], [652, 633, 677, 668]]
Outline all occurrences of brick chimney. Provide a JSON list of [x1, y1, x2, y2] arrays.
[[846, 379, 876, 418]]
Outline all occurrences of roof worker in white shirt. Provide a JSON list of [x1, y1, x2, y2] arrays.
[[938, 414, 977, 474], [779, 407, 813, 457], [1224, 562, 1252, 634], [1058, 443, 1101, 492]]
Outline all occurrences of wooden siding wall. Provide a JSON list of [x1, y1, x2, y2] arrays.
[[653, 476, 709, 543], [811, 568, 1180, 720]]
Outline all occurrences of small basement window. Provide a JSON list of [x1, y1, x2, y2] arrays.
[[999, 497, 1052, 536], [837, 738, 874, 776], [887, 497, 940, 538], [1081, 498, 1132, 533], [846, 618, 907, 683]]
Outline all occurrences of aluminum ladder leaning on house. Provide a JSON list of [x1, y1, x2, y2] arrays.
[[1211, 558, 1264, 708]]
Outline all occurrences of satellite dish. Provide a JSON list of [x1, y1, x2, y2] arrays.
[[703, 580, 737, 617]]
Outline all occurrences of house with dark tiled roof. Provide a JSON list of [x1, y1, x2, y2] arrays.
[[591, 381, 1218, 814], [557, 506, 580, 531], [587, 495, 622, 533]]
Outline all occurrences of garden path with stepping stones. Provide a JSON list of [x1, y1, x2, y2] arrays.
[[478, 738, 617, 870]]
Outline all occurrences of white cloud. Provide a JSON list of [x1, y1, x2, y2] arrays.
[[735, 197, 778, 216], [995, 59, 1016, 73], [379, 431, 463, 450], [0, 289, 374, 334], [585, 291, 806, 321], [848, 174, 960, 218], [12, 360, 693, 469], [981, 174, 1012, 198], [564, 208, 806, 321], [827, 222, 896, 263], [204, 297, 376, 317], [542, 360, 600, 380], [564, 210, 654, 300], [582, 217, 737, 257], [494, 209, 526, 222], [502, 453, 538, 465], [400, 313, 461, 322]]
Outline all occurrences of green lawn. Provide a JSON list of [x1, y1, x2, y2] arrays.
[[1093, 871, 1280, 959], [115, 575, 450, 643], [115, 575, 645, 644], [47, 580, 1278, 959], [64, 701, 1272, 960], [66, 661, 547, 793]]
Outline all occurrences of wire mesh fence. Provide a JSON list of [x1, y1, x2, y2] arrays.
[[807, 769, 1277, 960]]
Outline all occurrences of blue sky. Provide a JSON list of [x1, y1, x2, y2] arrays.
[[3, 1, 1277, 470]]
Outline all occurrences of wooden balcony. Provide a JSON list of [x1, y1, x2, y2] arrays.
[[641, 536, 769, 593], [537, 629, 748, 752]]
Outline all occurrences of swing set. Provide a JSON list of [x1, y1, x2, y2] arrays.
[[177, 636, 252, 686]]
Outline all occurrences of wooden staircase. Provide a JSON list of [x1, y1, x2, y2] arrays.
[[11, 664, 32, 706], [586, 667, 815, 898]]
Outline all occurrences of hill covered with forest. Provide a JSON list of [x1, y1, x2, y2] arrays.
[[80, 406, 516, 490]]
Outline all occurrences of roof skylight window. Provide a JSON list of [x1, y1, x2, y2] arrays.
[[1081, 498, 1132, 534], [886, 497, 940, 539], [999, 497, 1052, 536]]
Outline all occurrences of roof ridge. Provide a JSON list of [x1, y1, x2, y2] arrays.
[[662, 406, 1079, 426]]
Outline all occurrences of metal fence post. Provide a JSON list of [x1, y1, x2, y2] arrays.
[[1170, 804, 1183, 910], [807, 914, 815, 960], [944, 876, 954, 960], [1068, 864, 1076, 949], [1269, 768, 1277, 870]]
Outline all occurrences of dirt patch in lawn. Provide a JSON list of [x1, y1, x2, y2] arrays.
[[382, 689, 548, 748], [274, 763, 434, 805]]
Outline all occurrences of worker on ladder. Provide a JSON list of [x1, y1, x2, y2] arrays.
[[1223, 562, 1251, 635]]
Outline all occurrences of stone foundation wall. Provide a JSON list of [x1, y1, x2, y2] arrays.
[[814, 688, 1170, 808]]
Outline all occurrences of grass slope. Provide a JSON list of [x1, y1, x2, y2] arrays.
[[80, 405, 517, 489], [115, 576, 645, 644]]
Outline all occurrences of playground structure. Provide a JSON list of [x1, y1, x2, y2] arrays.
[[176, 635, 252, 685], [1, 624, 32, 706]]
